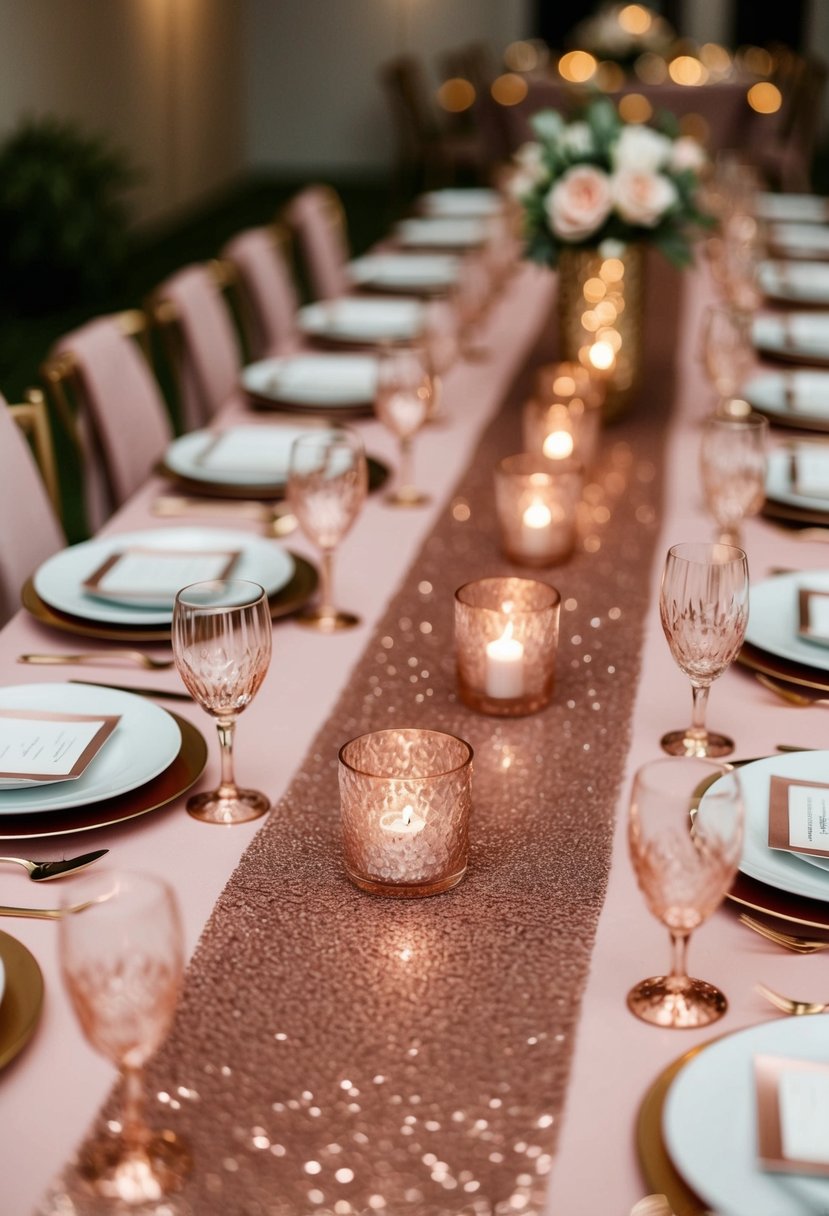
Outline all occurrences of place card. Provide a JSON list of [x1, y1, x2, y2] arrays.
[[756, 1053, 829, 1175], [195, 428, 292, 478], [797, 588, 829, 646], [768, 774, 829, 857], [0, 708, 120, 784], [791, 447, 829, 498], [83, 547, 240, 605]]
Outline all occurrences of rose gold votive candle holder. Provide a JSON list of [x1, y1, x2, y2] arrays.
[[494, 454, 583, 566], [524, 361, 603, 470], [338, 728, 473, 898], [454, 576, 561, 717]]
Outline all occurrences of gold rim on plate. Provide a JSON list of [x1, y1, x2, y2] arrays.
[[636, 1039, 721, 1216], [737, 640, 829, 694], [21, 554, 319, 643], [0, 711, 208, 840], [157, 455, 389, 499], [246, 390, 374, 418], [0, 930, 44, 1071], [763, 498, 829, 525]]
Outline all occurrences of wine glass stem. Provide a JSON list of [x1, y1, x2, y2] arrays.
[[318, 548, 336, 619], [399, 436, 414, 494], [689, 683, 710, 741], [121, 1063, 147, 1151], [216, 718, 239, 796], [668, 929, 691, 991]]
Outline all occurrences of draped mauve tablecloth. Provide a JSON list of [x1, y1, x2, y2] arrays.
[[3, 254, 827, 1216]]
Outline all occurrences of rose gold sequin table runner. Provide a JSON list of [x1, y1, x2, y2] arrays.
[[42, 255, 680, 1216]]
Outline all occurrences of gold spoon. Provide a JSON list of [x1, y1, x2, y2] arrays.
[[755, 982, 829, 1016], [739, 913, 829, 954], [0, 848, 108, 882]]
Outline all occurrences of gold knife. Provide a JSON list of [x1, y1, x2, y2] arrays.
[[68, 679, 192, 702]]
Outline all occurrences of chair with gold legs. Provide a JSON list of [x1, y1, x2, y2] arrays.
[[219, 222, 302, 360]]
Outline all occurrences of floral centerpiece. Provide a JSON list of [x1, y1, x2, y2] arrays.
[[511, 97, 710, 268], [509, 98, 711, 418]]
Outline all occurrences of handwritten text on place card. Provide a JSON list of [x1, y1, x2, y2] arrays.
[[0, 709, 120, 782]]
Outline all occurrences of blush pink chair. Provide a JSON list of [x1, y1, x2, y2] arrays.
[[220, 224, 302, 360], [282, 185, 352, 302], [0, 391, 65, 625], [42, 311, 173, 534], [151, 263, 245, 430]]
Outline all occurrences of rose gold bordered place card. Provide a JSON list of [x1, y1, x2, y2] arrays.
[[791, 447, 829, 498], [756, 1054, 829, 1176], [769, 774, 829, 857], [798, 588, 829, 646], [0, 708, 120, 785], [82, 547, 240, 604]]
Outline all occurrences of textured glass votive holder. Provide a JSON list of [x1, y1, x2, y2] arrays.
[[524, 361, 603, 470], [454, 576, 561, 717], [338, 728, 473, 898], [494, 454, 583, 567]]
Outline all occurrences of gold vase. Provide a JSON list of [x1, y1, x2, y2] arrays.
[[556, 242, 645, 422]]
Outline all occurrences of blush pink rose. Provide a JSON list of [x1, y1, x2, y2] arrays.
[[545, 165, 613, 241], [611, 168, 678, 227]]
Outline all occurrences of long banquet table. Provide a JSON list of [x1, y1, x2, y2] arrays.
[[2, 249, 829, 1216]]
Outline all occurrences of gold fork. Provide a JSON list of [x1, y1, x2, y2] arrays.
[[754, 672, 829, 707], [755, 982, 829, 1016], [739, 913, 829, 953], [18, 649, 174, 671]]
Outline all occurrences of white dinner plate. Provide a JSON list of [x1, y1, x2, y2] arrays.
[[34, 528, 294, 626], [394, 217, 488, 249], [765, 444, 829, 514], [752, 312, 829, 363], [163, 424, 314, 489], [347, 253, 459, 293], [663, 1013, 829, 1216], [755, 193, 829, 224], [241, 353, 378, 408], [744, 369, 829, 427], [418, 188, 503, 218], [701, 751, 829, 902], [297, 298, 424, 344], [769, 222, 829, 259], [0, 683, 181, 815], [759, 260, 829, 305], [746, 570, 829, 672]]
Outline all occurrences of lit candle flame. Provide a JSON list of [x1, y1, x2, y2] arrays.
[[542, 430, 575, 460], [523, 500, 553, 529], [588, 340, 615, 372], [402, 804, 413, 826]]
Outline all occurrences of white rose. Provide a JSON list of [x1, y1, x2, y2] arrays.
[[612, 168, 678, 227], [507, 168, 540, 200], [563, 122, 594, 157], [513, 141, 547, 182], [612, 125, 672, 172], [670, 135, 707, 174], [545, 165, 613, 241]]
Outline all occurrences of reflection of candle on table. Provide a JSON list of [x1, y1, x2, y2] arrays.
[[485, 620, 524, 698], [379, 804, 426, 836], [521, 499, 554, 557]]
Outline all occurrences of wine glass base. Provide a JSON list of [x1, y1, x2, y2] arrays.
[[385, 487, 432, 508], [187, 787, 269, 825], [77, 1128, 190, 1203], [295, 607, 361, 632], [627, 974, 728, 1028], [660, 728, 735, 758]]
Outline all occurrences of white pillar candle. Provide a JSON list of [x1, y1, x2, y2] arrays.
[[485, 621, 524, 698]]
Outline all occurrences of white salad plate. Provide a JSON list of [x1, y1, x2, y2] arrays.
[[394, 216, 488, 249], [242, 353, 378, 408], [34, 528, 294, 626], [746, 570, 829, 672], [418, 188, 502, 217], [163, 424, 314, 489], [755, 193, 829, 224], [297, 297, 424, 344], [347, 253, 459, 294], [743, 369, 829, 428], [768, 222, 829, 259], [663, 1013, 829, 1216], [759, 259, 829, 306], [701, 751, 829, 902], [765, 444, 829, 513], [752, 312, 829, 364], [0, 683, 181, 815]]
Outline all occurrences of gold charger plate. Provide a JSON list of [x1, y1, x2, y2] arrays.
[[0, 711, 207, 840], [0, 929, 44, 1071], [737, 640, 829, 695], [636, 1039, 721, 1216], [158, 455, 389, 499], [21, 554, 318, 643], [751, 401, 829, 434], [762, 498, 829, 525]]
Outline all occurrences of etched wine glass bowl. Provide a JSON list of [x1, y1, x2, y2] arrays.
[[659, 541, 749, 758], [699, 410, 768, 546], [172, 578, 272, 823], [58, 868, 190, 1201], [374, 344, 433, 506], [286, 427, 367, 631], [627, 756, 744, 1028]]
